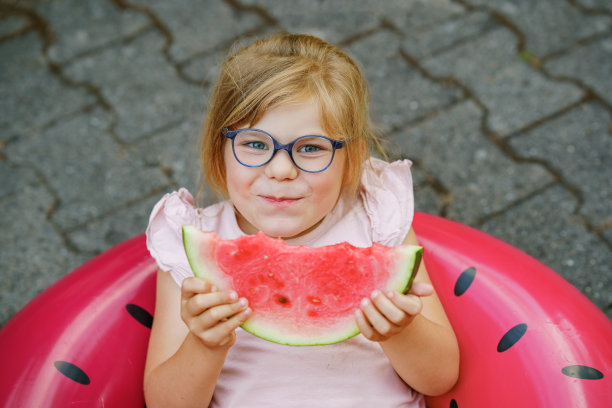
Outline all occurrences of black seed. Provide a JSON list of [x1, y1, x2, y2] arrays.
[[562, 365, 604, 380], [454, 267, 476, 296], [54, 361, 90, 385], [126, 304, 153, 328], [450, 398, 458, 408], [497, 323, 528, 352]]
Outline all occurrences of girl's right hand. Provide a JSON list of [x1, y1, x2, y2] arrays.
[[180, 277, 251, 349]]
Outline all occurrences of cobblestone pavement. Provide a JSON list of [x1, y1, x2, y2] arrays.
[[1, 0, 611, 325]]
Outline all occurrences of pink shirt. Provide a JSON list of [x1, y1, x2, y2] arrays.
[[146, 158, 424, 407]]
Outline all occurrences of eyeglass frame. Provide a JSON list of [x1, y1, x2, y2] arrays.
[[222, 127, 345, 173]]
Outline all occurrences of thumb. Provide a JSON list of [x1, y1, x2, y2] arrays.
[[409, 282, 434, 297]]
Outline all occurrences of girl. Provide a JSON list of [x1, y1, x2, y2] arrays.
[[144, 33, 459, 407]]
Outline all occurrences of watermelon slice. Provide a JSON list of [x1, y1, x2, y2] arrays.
[[182, 226, 423, 346]]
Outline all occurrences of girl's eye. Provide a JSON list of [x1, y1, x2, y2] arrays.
[[298, 145, 321, 153], [246, 141, 268, 150]]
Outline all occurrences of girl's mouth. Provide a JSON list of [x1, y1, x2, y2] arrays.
[[260, 196, 301, 207]]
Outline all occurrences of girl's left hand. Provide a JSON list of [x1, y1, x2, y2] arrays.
[[355, 282, 434, 342]]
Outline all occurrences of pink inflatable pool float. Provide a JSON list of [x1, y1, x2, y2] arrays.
[[0, 213, 609, 406]]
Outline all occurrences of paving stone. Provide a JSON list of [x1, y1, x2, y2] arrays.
[[545, 36, 612, 106], [63, 29, 205, 143], [31, 0, 149, 63], [468, 0, 611, 56], [388, 100, 553, 224], [67, 194, 160, 254], [0, 184, 87, 326], [144, 0, 261, 61], [401, 11, 497, 59], [576, 0, 612, 13], [347, 31, 463, 132], [480, 184, 612, 317], [182, 46, 228, 85], [414, 184, 443, 216], [603, 228, 612, 244], [421, 28, 584, 135], [0, 32, 95, 139], [385, 0, 465, 31], [134, 118, 204, 194], [0, 160, 39, 199], [509, 103, 611, 230], [4, 108, 168, 230], [0, 14, 28, 37], [241, 0, 377, 44], [181, 27, 278, 85], [243, 0, 463, 45]]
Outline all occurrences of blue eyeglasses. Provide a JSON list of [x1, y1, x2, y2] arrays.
[[223, 128, 344, 173]]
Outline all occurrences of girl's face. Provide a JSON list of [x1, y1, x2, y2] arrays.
[[224, 99, 346, 239]]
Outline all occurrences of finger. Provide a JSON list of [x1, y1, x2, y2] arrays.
[[194, 297, 249, 329], [187, 290, 239, 316], [355, 309, 380, 341], [370, 290, 408, 326], [408, 282, 434, 297], [200, 308, 252, 346], [359, 297, 399, 337], [387, 291, 423, 316], [181, 277, 215, 298]]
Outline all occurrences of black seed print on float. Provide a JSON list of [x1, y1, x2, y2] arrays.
[[454, 267, 476, 296], [562, 365, 604, 380], [54, 361, 90, 385], [126, 304, 153, 328], [497, 323, 528, 352]]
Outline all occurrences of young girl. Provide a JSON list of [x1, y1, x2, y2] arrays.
[[144, 33, 459, 407]]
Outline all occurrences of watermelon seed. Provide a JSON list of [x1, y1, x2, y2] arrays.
[[309, 297, 321, 304], [276, 295, 290, 305], [54, 361, 90, 385], [561, 365, 604, 380], [454, 267, 476, 296], [126, 304, 153, 329], [497, 323, 528, 352]]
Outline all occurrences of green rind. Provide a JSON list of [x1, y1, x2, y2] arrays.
[[182, 225, 228, 290], [182, 225, 423, 346]]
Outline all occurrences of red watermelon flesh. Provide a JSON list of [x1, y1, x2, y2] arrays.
[[182, 226, 423, 346]]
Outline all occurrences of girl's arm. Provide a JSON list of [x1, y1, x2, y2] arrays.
[[143, 269, 250, 407], [356, 227, 460, 396]]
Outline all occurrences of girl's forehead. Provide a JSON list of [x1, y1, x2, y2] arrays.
[[249, 99, 328, 136]]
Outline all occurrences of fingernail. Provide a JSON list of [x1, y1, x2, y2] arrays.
[[386, 291, 394, 298], [371, 290, 380, 299], [229, 291, 238, 301], [239, 297, 248, 307], [211, 285, 218, 292], [361, 298, 370, 307]]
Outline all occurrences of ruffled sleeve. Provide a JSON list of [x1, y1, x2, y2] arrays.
[[146, 188, 200, 286], [360, 158, 414, 247]]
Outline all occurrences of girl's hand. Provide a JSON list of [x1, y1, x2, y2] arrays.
[[180, 277, 251, 349], [355, 282, 434, 342]]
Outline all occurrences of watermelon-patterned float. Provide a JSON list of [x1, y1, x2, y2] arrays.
[[0, 213, 610, 407]]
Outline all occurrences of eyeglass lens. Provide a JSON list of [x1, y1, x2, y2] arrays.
[[232, 130, 335, 172]]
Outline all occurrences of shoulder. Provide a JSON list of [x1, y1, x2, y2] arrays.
[[145, 188, 230, 286], [359, 158, 414, 247]]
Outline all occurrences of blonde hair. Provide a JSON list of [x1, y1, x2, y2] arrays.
[[200, 32, 380, 198]]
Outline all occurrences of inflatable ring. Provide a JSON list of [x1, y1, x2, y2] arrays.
[[0, 213, 610, 406]]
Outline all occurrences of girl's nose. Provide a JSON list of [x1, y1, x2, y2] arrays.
[[264, 150, 299, 180]]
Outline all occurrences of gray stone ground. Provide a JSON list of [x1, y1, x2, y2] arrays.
[[0, 0, 610, 325]]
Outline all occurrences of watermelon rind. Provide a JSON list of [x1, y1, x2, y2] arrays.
[[182, 225, 423, 346]]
